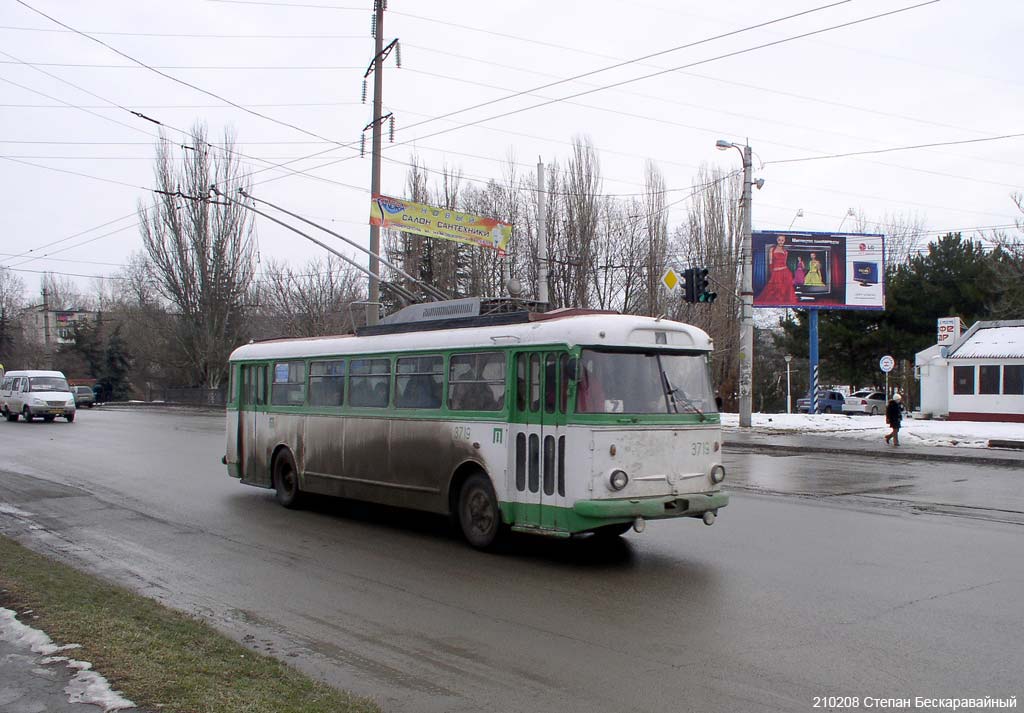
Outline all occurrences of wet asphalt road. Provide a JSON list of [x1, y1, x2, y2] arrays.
[[1, 408, 1021, 713]]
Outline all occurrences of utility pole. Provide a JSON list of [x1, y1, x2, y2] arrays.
[[536, 159, 549, 307], [366, 0, 386, 325], [42, 284, 52, 368], [738, 144, 753, 428]]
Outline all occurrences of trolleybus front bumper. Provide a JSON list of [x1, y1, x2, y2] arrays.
[[573, 491, 728, 521]]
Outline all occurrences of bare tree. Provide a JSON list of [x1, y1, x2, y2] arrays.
[[257, 256, 365, 338], [672, 166, 743, 406], [851, 209, 927, 270], [642, 161, 669, 316], [138, 123, 256, 388], [40, 273, 91, 310]]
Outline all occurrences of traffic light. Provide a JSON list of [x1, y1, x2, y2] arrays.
[[695, 268, 717, 303], [683, 267, 698, 303]]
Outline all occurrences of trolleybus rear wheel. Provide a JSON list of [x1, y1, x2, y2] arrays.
[[458, 473, 503, 549], [272, 449, 304, 509]]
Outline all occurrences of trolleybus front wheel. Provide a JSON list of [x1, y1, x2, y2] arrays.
[[272, 449, 304, 509], [458, 473, 503, 549]]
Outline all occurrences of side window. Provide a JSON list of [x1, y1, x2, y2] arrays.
[[516, 354, 528, 411], [449, 352, 506, 411], [1005, 365, 1024, 395], [529, 354, 541, 412], [544, 354, 557, 414], [350, 358, 391, 407], [271, 361, 306, 406], [0, 377, 10, 391], [396, 355, 443, 409], [309, 360, 345, 406], [979, 365, 1000, 395], [953, 365, 975, 395]]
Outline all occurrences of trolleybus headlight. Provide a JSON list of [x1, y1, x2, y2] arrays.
[[609, 469, 629, 491], [710, 465, 726, 483]]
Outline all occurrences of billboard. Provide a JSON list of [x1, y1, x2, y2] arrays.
[[752, 230, 885, 310], [370, 194, 512, 253]]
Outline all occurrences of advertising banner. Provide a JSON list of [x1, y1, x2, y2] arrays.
[[752, 230, 885, 310], [369, 194, 512, 253]]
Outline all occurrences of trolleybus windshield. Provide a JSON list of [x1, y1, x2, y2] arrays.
[[576, 349, 715, 415]]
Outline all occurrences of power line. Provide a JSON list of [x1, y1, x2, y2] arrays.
[[0, 60, 363, 70], [0, 24, 366, 39], [397, 0, 854, 134], [14, 0, 365, 154], [768, 133, 1024, 164], [253, 1, 943, 191]]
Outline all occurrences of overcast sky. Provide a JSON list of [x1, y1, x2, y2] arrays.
[[2, 0, 1021, 303]]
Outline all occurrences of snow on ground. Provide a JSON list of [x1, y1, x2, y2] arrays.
[[719, 412, 1024, 449], [0, 607, 136, 712]]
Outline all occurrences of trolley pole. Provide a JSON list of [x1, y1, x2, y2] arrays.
[[366, 0, 386, 325], [536, 159, 549, 307]]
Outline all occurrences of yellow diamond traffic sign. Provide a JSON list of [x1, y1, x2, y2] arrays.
[[661, 268, 680, 291]]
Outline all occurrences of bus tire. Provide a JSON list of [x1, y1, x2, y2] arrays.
[[458, 473, 503, 550], [272, 449, 304, 509]]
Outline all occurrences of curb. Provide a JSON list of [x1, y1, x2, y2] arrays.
[[723, 440, 1024, 469]]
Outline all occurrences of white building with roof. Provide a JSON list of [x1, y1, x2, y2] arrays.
[[916, 320, 1024, 422]]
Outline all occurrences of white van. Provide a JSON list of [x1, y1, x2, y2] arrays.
[[0, 370, 76, 423]]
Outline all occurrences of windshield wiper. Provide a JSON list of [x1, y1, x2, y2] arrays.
[[657, 355, 705, 419]]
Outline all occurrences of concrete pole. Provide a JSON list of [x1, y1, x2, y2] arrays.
[[536, 160, 549, 307], [738, 144, 754, 428], [366, 0, 385, 325]]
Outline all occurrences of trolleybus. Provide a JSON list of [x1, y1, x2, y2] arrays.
[[224, 303, 728, 548]]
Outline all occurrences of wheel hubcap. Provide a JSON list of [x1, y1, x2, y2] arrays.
[[468, 490, 493, 534]]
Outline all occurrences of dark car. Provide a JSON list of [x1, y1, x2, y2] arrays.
[[796, 390, 845, 414], [72, 385, 95, 408]]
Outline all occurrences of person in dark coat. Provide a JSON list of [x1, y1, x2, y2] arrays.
[[884, 392, 904, 446]]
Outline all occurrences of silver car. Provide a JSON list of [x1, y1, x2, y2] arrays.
[[842, 390, 886, 416]]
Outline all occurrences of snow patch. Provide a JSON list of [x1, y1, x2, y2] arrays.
[[0, 607, 136, 711], [0, 503, 33, 517], [720, 412, 1024, 448]]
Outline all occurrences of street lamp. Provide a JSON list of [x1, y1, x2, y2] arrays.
[[784, 354, 793, 414], [788, 208, 804, 229], [837, 207, 855, 232], [716, 139, 761, 428]]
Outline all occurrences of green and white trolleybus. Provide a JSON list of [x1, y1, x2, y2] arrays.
[[224, 302, 728, 548]]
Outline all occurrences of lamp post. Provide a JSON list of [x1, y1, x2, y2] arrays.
[[837, 207, 855, 232], [788, 208, 804, 229], [784, 354, 793, 414], [716, 139, 760, 428]]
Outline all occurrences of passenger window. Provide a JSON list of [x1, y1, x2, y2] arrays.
[[271, 361, 306, 406], [516, 354, 528, 412], [449, 352, 506, 411], [529, 354, 540, 412], [309, 360, 345, 406], [396, 355, 443, 409], [350, 358, 391, 407]]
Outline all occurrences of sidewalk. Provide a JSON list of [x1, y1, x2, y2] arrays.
[[724, 429, 1024, 468]]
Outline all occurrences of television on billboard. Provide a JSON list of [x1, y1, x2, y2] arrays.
[[751, 231, 885, 310]]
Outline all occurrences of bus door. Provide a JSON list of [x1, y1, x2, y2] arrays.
[[512, 351, 569, 531], [238, 363, 267, 483]]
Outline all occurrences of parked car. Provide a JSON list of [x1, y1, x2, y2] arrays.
[[0, 370, 76, 422], [842, 390, 887, 415], [796, 390, 846, 414], [72, 385, 95, 408]]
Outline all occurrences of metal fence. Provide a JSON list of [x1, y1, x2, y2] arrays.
[[148, 386, 227, 407]]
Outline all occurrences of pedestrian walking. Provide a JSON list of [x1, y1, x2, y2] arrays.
[[884, 392, 904, 446]]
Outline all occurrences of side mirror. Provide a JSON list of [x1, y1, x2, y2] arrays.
[[564, 357, 579, 381]]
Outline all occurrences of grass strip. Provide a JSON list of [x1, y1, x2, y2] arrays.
[[0, 534, 381, 713]]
